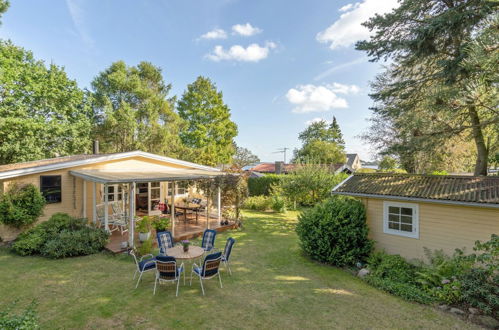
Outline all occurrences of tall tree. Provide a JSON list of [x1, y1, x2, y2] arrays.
[[356, 0, 498, 175], [0, 41, 92, 164], [232, 144, 260, 169], [177, 76, 238, 166], [91, 61, 183, 156], [294, 117, 346, 164]]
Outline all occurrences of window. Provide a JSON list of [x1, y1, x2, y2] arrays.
[[167, 182, 188, 196], [105, 184, 123, 202], [40, 175, 62, 203], [383, 201, 419, 239]]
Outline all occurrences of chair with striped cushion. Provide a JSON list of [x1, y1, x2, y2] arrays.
[[154, 256, 184, 296], [221, 237, 235, 275], [201, 229, 217, 252], [157, 231, 174, 255], [190, 252, 222, 295]]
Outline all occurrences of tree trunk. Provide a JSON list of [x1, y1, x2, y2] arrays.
[[468, 106, 488, 176]]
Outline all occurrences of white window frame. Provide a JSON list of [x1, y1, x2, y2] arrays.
[[102, 184, 123, 202], [383, 201, 419, 239]]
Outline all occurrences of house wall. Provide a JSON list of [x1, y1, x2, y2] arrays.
[[361, 197, 499, 260], [0, 156, 204, 241]]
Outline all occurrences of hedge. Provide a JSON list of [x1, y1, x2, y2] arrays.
[[247, 174, 284, 196]]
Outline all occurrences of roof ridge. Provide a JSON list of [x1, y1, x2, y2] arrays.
[[354, 173, 499, 180]]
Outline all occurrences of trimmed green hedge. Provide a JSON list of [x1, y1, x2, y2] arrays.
[[247, 174, 284, 196]]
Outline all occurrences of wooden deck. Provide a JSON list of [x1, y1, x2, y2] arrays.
[[105, 215, 237, 253]]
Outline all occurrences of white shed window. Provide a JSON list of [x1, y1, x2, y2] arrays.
[[383, 201, 419, 239]]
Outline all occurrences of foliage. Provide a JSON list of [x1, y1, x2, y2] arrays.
[[0, 41, 93, 164], [365, 251, 435, 304], [247, 174, 283, 196], [356, 168, 376, 173], [136, 238, 153, 257], [242, 195, 271, 211], [177, 76, 238, 166], [136, 216, 152, 233], [459, 235, 499, 317], [0, 184, 45, 228], [357, 0, 498, 175], [269, 185, 287, 213], [0, 0, 9, 25], [430, 170, 448, 175], [0, 300, 38, 330], [151, 216, 170, 232], [232, 144, 260, 169], [279, 165, 348, 206], [378, 156, 397, 171], [296, 196, 373, 267], [11, 213, 108, 258], [91, 61, 183, 156], [293, 117, 346, 164]]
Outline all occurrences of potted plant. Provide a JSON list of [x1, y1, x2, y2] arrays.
[[136, 216, 152, 242], [181, 239, 190, 252], [151, 216, 170, 233]]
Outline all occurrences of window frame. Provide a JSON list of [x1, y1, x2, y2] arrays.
[[383, 201, 419, 239], [40, 175, 62, 204]]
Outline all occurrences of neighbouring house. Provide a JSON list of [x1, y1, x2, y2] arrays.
[[346, 153, 361, 171], [332, 173, 499, 260], [0, 147, 226, 245]]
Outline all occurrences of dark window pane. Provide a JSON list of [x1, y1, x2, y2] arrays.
[[401, 208, 413, 216], [388, 214, 399, 222], [401, 224, 412, 232], [401, 216, 412, 224], [40, 175, 62, 203], [388, 222, 400, 230], [388, 206, 399, 214]]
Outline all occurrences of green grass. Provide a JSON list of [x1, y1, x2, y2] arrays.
[[0, 210, 474, 329]]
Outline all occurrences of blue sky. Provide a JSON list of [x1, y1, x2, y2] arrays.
[[0, 0, 398, 162]]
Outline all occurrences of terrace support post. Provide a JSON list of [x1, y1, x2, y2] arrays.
[[217, 185, 221, 223], [104, 183, 109, 233], [82, 179, 87, 219], [92, 182, 97, 225], [128, 182, 135, 248], [171, 181, 176, 238], [206, 187, 210, 230]]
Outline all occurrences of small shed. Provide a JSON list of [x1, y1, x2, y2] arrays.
[[332, 173, 499, 260]]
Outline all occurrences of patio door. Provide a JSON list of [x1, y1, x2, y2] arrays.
[[136, 182, 163, 215]]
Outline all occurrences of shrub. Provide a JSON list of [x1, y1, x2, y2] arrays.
[[242, 195, 271, 211], [151, 216, 170, 232], [136, 216, 152, 233], [365, 251, 434, 304], [0, 184, 45, 228], [0, 300, 38, 330], [269, 184, 287, 213], [137, 238, 153, 256], [296, 196, 373, 266], [12, 212, 108, 258], [247, 174, 283, 196]]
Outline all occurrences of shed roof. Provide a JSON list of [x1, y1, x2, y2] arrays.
[[332, 173, 499, 208]]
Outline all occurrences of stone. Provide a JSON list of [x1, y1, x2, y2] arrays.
[[476, 315, 499, 329], [357, 268, 370, 278], [450, 307, 465, 315], [441, 279, 451, 285], [438, 304, 450, 311], [468, 307, 480, 315]]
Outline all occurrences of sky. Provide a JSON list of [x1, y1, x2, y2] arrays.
[[0, 0, 399, 162]]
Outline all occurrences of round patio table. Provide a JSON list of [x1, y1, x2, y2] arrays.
[[165, 245, 204, 260]]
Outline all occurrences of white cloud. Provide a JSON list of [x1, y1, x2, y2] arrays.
[[200, 28, 227, 40], [66, 0, 94, 47], [305, 117, 332, 125], [206, 41, 276, 62], [232, 23, 262, 36], [316, 0, 399, 49], [286, 83, 359, 113], [314, 56, 368, 81]]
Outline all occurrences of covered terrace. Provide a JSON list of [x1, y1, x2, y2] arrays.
[[69, 167, 228, 249]]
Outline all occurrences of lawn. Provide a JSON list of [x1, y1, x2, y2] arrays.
[[0, 210, 475, 329]]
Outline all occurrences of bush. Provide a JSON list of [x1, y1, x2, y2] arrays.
[[137, 238, 153, 257], [247, 174, 283, 196], [0, 300, 38, 329], [242, 195, 271, 211], [0, 184, 45, 228], [365, 251, 435, 304], [12, 212, 108, 258], [296, 196, 373, 266], [151, 216, 170, 232]]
